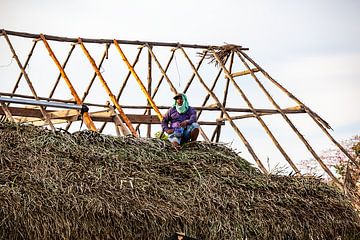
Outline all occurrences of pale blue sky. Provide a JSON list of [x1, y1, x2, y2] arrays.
[[1, 0, 359, 171]]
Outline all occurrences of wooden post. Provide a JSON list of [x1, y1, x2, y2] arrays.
[[215, 52, 234, 143], [147, 47, 152, 138], [2, 31, 55, 131], [108, 104, 131, 136], [236, 51, 343, 185], [40, 34, 96, 131], [180, 46, 267, 173], [0, 102, 14, 121]]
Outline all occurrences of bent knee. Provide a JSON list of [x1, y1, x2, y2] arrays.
[[191, 122, 200, 129]]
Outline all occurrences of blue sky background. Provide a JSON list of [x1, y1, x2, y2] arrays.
[[1, 0, 359, 172]]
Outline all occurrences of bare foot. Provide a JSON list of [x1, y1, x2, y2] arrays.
[[189, 128, 199, 142], [172, 142, 180, 151]]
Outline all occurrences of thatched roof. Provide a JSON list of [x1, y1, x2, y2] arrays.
[[0, 122, 359, 239]]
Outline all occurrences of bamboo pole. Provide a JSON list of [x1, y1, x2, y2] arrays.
[[214, 52, 234, 143], [196, 55, 229, 120], [49, 44, 76, 98], [146, 45, 210, 142], [0, 92, 307, 114], [240, 50, 357, 169], [147, 47, 152, 138], [212, 49, 300, 174], [230, 68, 259, 78], [116, 47, 144, 101], [78, 38, 136, 136], [40, 34, 96, 131], [180, 46, 267, 173], [145, 44, 177, 95], [218, 109, 305, 121], [99, 47, 144, 133], [2, 29, 249, 50], [0, 102, 14, 121], [183, 50, 207, 93], [81, 44, 111, 101], [134, 50, 175, 132], [2, 31, 55, 131], [236, 51, 343, 185], [113, 40, 162, 121], [65, 44, 110, 131], [10, 41, 38, 96]]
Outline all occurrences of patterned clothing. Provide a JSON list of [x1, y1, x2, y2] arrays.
[[161, 106, 197, 131], [161, 106, 199, 144]]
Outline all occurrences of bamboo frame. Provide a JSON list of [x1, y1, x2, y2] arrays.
[[78, 38, 136, 136], [2, 31, 55, 131], [145, 44, 177, 95], [235, 51, 341, 185], [146, 45, 210, 142], [49, 44, 76, 98], [213, 52, 234, 143], [99, 47, 144, 133], [147, 47, 152, 138], [10, 41, 38, 96], [239, 50, 357, 169], [114, 40, 163, 120], [212, 49, 301, 174], [0, 102, 14, 121], [66, 43, 111, 131], [40, 34, 96, 131], [180, 46, 268, 173]]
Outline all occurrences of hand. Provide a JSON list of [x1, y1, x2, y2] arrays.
[[180, 120, 188, 128], [166, 129, 174, 134]]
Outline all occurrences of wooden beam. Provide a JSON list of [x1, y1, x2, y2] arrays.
[[0, 107, 224, 125], [229, 68, 259, 78], [2, 29, 249, 50]]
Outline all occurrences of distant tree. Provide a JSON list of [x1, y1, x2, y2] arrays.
[[300, 135, 360, 209], [300, 135, 359, 177]]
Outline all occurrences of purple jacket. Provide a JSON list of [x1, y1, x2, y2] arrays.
[[161, 107, 197, 131]]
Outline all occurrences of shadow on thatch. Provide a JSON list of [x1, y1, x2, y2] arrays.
[[0, 122, 359, 239]]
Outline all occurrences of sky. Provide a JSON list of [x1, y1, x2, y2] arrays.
[[1, 0, 359, 172]]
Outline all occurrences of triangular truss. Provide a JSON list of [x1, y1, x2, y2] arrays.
[[0, 29, 357, 189]]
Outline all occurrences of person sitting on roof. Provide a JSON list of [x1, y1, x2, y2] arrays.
[[161, 93, 200, 149]]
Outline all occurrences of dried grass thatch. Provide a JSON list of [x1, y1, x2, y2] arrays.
[[198, 44, 241, 66], [0, 122, 359, 239]]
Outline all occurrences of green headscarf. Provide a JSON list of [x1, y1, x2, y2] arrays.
[[173, 94, 189, 114]]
